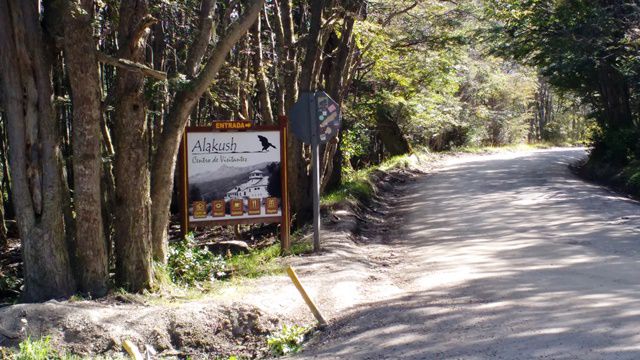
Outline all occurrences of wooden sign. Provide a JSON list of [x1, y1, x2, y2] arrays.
[[192, 201, 207, 218], [213, 121, 253, 130], [212, 200, 225, 217], [248, 198, 261, 215], [265, 197, 279, 215], [230, 199, 244, 216], [179, 120, 290, 250]]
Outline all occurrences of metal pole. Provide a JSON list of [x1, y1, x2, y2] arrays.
[[309, 92, 321, 252]]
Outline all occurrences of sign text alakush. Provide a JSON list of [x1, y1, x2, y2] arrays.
[[178, 120, 290, 251]]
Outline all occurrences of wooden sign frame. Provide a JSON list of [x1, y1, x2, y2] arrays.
[[178, 119, 290, 251]]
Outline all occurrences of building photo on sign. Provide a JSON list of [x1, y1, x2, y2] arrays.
[[186, 130, 282, 222]]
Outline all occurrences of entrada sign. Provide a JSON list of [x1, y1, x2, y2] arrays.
[[179, 121, 290, 249]]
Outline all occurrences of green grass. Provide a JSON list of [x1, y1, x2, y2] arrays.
[[321, 152, 428, 206], [5, 336, 116, 360], [227, 240, 312, 278], [147, 237, 313, 303]]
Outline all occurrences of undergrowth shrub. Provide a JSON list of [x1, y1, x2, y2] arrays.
[[167, 234, 228, 286], [3, 336, 82, 360], [267, 324, 309, 355], [0, 272, 22, 300]]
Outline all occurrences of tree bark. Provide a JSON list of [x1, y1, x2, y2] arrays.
[[376, 104, 412, 156], [113, 0, 154, 291], [287, 0, 332, 219], [321, 15, 357, 192], [0, 0, 76, 301], [185, 0, 217, 78], [239, 35, 251, 120], [63, 0, 109, 297], [251, 14, 275, 124], [597, 63, 633, 130], [149, 0, 265, 262]]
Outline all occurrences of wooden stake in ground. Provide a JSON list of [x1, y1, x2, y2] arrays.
[[286, 266, 327, 326]]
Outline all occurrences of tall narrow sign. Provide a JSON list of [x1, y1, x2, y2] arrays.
[[179, 121, 290, 251], [289, 91, 342, 252]]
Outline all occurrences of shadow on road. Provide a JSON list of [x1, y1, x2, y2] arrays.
[[298, 149, 640, 359]]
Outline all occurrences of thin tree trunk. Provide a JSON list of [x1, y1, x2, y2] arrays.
[[280, 0, 298, 111], [0, 113, 7, 249], [185, 0, 217, 78], [251, 14, 275, 124], [287, 0, 332, 219], [239, 35, 251, 120], [265, 2, 286, 116], [321, 15, 357, 192], [63, 0, 108, 296]]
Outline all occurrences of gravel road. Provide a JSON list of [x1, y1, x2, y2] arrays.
[[295, 148, 640, 360]]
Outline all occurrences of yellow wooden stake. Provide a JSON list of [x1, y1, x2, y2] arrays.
[[286, 266, 327, 326], [122, 340, 143, 360]]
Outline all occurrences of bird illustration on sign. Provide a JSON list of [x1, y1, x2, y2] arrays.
[[258, 135, 276, 152]]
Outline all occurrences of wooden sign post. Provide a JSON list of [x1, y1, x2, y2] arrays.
[[178, 120, 290, 252]]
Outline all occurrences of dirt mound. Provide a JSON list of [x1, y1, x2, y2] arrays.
[[0, 299, 280, 359]]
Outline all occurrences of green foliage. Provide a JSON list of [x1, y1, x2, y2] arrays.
[[8, 336, 83, 360], [0, 272, 22, 300], [267, 324, 309, 356], [483, 0, 639, 167], [323, 153, 422, 206], [15, 337, 56, 360], [622, 161, 640, 194], [226, 244, 282, 278], [226, 240, 312, 278], [322, 168, 375, 206], [167, 234, 228, 286], [342, 0, 589, 167]]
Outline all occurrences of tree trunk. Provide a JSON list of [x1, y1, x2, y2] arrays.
[[239, 36, 251, 120], [63, 0, 109, 297], [321, 15, 357, 192], [0, 0, 76, 301], [265, 2, 286, 116], [597, 64, 633, 130], [286, 0, 330, 219], [0, 176, 6, 249], [113, 0, 154, 292], [185, 0, 217, 78], [0, 113, 7, 249], [251, 14, 275, 124], [376, 104, 412, 156], [280, 0, 298, 111]]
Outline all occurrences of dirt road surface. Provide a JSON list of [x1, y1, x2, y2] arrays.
[[294, 148, 640, 360]]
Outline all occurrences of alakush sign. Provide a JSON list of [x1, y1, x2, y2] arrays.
[[179, 122, 290, 242]]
